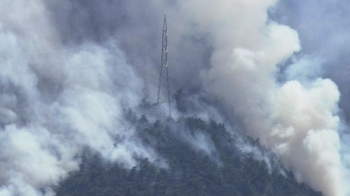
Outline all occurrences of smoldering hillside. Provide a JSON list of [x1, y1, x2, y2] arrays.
[[0, 0, 349, 196], [56, 113, 322, 196]]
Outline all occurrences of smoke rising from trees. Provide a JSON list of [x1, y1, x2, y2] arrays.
[[0, 0, 349, 196]]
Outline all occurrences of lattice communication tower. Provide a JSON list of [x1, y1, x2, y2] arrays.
[[156, 15, 171, 119]]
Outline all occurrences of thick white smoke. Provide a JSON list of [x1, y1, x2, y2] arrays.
[[0, 0, 160, 195], [176, 0, 350, 195], [1, 0, 349, 195], [136, 1, 350, 195]]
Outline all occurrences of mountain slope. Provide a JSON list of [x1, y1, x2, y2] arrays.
[[56, 115, 322, 196]]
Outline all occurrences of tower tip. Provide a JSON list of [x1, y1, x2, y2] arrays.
[[163, 15, 167, 31]]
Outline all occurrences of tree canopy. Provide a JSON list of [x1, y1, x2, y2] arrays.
[[56, 115, 322, 196]]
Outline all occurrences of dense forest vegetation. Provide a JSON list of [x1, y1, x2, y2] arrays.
[[55, 110, 323, 196]]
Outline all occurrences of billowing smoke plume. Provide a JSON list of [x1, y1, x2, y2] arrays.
[[0, 1, 160, 195], [169, 0, 349, 195], [0, 0, 349, 196], [191, 1, 349, 195]]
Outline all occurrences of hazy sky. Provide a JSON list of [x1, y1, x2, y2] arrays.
[[0, 1, 350, 196]]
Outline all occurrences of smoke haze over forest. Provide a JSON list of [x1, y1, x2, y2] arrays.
[[0, 0, 350, 196]]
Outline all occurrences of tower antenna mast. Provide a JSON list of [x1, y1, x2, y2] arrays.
[[156, 15, 171, 119]]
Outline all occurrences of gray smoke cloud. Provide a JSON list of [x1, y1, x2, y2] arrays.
[[274, 0, 350, 120], [0, 1, 161, 195], [1, 0, 350, 196], [194, 0, 350, 195]]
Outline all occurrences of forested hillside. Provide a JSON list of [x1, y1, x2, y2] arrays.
[[56, 114, 322, 196]]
